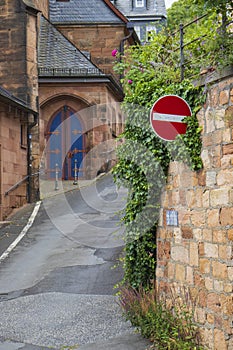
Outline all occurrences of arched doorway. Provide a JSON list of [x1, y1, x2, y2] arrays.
[[46, 105, 85, 180]]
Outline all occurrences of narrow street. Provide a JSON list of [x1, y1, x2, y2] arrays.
[[0, 175, 150, 350]]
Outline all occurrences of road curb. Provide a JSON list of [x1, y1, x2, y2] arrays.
[[40, 172, 108, 200], [0, 173, 109, 263], [0, 201, 41, 263]]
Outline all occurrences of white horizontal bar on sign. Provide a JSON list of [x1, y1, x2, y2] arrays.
[[153, 113, 185, 123]]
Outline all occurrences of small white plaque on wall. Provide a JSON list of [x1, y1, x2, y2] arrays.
[[166, 210, 179, 226]]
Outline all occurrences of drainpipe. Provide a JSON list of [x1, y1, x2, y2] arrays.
[[27, 113, 38, 203], [120, 22, 135, 56], [119, 22, 136, 80]]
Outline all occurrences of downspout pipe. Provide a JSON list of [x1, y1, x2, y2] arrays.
[[120, 22, 140, 79], [27, 113, 38, 203], [119, 22, 138, 81], [119, 22, 135, 56]]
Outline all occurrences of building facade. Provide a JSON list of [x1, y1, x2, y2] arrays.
[[0, 86, 38, 219], [0, 0, 137, 217], [110, 0, 166, 41], [48, 0, 138, 74], [39, 0, 137, 181]]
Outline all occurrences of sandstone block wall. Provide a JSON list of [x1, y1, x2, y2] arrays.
[[0, 102, 28, 220], [0, 0, 39, 110], [0, 0, 27, 101], [0, 0, 40, 204], [56, 24, 128, 76], [34, 0, 49, 18], [156, 72, 233, 350]]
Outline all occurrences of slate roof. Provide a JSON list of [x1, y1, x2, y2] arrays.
[[0, 86, 36, 113], [113, 0, 166, 18], [49, 0, 125, 24], [38, 16, 104, 77]]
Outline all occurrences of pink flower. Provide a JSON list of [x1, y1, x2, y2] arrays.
[[128, 79, 133, 84], [112, 49, 118, 57]]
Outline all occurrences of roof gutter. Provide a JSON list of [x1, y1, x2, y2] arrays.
[[0, 94, 38, 116], [38, 75, 124, 100]]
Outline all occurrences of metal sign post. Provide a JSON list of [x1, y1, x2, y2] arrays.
[[73, 159, 78, 185], [55, 163, 59, 191]]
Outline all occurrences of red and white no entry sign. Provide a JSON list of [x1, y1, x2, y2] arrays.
[[150, 95, 192, 141]]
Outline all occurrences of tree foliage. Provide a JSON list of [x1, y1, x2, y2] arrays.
[[167, 0, 205, 31], [168, 0, 233, 36], [194, 0, 233, 12]]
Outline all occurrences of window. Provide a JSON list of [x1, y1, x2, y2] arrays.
[[135, 0, 144, 7], [20, 124, 27, 148], [146, 25, 156, 41], [134, 26, 141, 40]]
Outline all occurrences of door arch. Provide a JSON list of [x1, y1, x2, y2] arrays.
[[46, 105, 85, 180]]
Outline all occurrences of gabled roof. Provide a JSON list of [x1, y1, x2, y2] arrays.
[[38, 16, 123, 98], [102, 0, 128, 23], [38, 16, 104, 76], [49, 0, 127, 24]]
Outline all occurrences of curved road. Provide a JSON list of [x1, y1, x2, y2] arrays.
[[0, 175, 150, 350]]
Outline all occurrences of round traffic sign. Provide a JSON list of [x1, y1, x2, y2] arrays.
[[150, 95, 192, 141]]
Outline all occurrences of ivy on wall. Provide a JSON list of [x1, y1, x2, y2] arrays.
[[113, 0, 233, 287], [112, 27, 208, 288], [113, 80, 204, 288]]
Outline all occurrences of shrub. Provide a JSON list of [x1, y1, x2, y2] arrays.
[[118, 284, 205, 350]]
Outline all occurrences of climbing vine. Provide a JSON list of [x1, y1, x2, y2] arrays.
[[113, 80, 204, 289], [112, 3, 231, 288]]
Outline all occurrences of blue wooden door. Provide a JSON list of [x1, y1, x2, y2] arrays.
[[46, 106, 85, 179]]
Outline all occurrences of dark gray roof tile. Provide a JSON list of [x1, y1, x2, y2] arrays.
[[49, 0, 124, 24], [113, 0, 166, 18], [38, 16, 103, 76], [0, 86, 34, 111]]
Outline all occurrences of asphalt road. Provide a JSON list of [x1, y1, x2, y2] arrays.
[[0, 174, 151, 350]]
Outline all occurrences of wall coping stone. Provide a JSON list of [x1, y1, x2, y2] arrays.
[[194, 65, 233, 87]]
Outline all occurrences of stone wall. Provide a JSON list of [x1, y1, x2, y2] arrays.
[[0, 101, 28, 220], [25, 2, 40, 201], [56, 24, 129, 76], [25, 3, 39, 111], [34, 0, 49, 18], [0, 0, 39, 109], [156, 71, 233, 350], [0, 0, 27, 101], [0, 0, 40, 205]]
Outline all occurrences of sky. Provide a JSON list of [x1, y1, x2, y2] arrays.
[[165, 0, 178, 9]]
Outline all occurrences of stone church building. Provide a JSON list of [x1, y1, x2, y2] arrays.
[[0, 0, 138, 218]]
